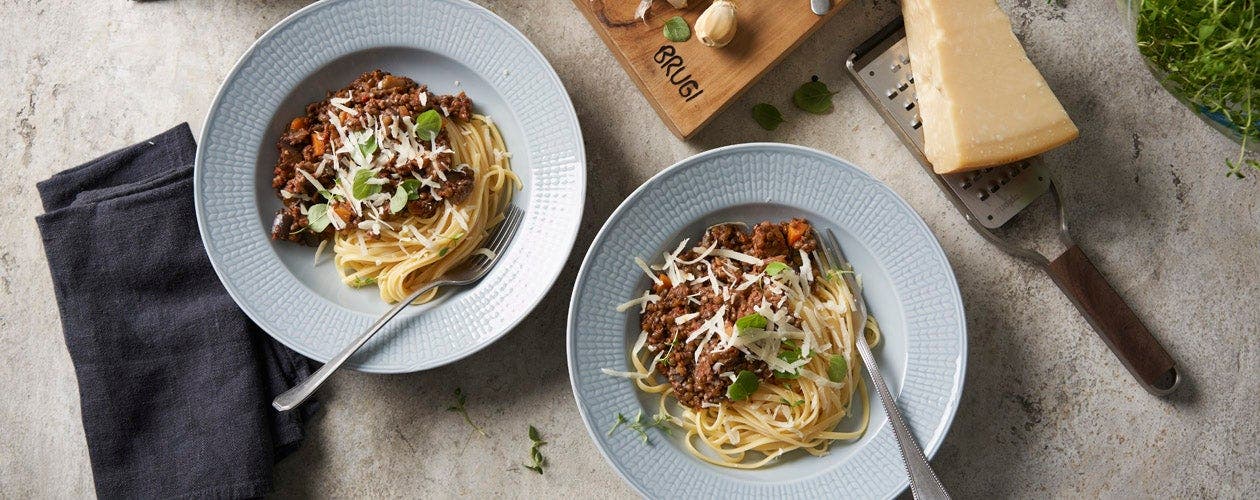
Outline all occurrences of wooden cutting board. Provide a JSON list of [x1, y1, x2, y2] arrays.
[[573, 0, 845, 138]]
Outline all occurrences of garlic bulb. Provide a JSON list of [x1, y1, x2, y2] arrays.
[[695, 0, 737, 48]]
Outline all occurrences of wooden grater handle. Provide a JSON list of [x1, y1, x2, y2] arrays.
[[1045, 245, 1179, 395]]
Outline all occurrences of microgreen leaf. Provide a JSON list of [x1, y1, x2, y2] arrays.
[[612, 409, 674, 445], [657, 339, 679, 366], [663, 16, 691, 42], [607, 412, 627, 436], [390, 186, 409, 214], [751, 103, 785, 131], [351, 169, 381, 200], [447, 388, 488, 437], [349, 276, 376, 288], [524, 426, 547, 474], [630, 410, 649, 443], [438, 247, 449, 257], [764, 261, 790, 276], [306, 204, 330, 232], [400, 179, 422, 200], [779, 397, 805, 407], [726, 370, 759, 401], [358, 135, 377, 158], [413, 109, 442, 141], [793, 80, 838, 114], [827, 354, 848, 383], [774, 340, 804, 379], [777, 341, 803, 363], [734, 313, 767, 332]]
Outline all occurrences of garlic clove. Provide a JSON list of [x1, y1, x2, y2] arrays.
[[635, 0, 653, 22], [665, 0, 688, 7], [695, 0, 738, 48]]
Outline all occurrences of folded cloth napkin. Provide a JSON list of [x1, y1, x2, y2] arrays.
[[35, 123, 317, 499]]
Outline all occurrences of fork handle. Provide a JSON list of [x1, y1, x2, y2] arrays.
[[1044, 245, 1179, 396], [854, 335, 950, 500], [272, 283, 434, 411]]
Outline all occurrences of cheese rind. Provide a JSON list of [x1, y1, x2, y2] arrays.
[[902, 0, 1079, 174]]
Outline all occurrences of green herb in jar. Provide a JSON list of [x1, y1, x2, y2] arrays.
[[1135, 0, 1259, 177]]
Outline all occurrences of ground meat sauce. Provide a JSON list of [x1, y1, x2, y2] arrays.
[[269, 70, 475, 245], [640, 219, 819, 410]]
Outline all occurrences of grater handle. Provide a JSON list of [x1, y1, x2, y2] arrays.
[[1045, 245, 1180, 395]]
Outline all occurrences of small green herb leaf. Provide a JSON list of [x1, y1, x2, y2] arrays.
[[726, 370, 759, 401], [317, 189, 335, 201], [607, 412, 627, 437], [609, 409, 675, 445], [524, 426, 547, 474], [793, 80, 837, 114], [751, 103, 785, 131], [764, 261, 790, 276], [448, 388, 488, 437], [400, 179, 422, 200], [390, 186, 409, 214], [1196, 22, 1216, 40], [663, 16, 691, 42], [414, 109, 442, 141], [780, 397, 805, 407], [827, 354, 848, 383], [438, 247, 449, 257], [774, 341, 804, 379], [777, 340, 803, 363], [358, 135, 377, 158], [307, 204, 330, 232], [351, 169, 382, 200], [349, 276, 377, 288], [734, 313, 768, 332]]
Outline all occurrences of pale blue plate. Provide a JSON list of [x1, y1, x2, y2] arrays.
[[567, 143, 966, 498], [195, 0, 584, 373]]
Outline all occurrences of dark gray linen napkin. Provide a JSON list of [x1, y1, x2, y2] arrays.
[[35, 123, 317, 499]]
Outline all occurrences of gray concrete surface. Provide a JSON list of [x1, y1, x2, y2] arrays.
[[1, 0, 1257, 497]]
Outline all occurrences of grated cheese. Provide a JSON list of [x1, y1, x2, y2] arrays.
[[615, 290, 660, 313]]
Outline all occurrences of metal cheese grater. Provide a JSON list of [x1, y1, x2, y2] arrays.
[[846, 19, 1181, 396]]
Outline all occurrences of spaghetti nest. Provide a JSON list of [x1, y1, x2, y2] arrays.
[[613, 220, 879, 468], [333, 115, 518, 303]]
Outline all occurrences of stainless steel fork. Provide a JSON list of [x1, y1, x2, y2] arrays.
[[814, 228, 950, 500], [272, 205, 526, 411]]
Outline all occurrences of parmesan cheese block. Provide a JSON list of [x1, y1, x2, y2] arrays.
[[902, 0, 1079, 174]]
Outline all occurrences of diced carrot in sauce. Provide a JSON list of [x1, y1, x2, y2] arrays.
[[289, 116, 309, 131], [331, 202, 352, 223], [787, 225, 804, 246], [311, 132, 327, 156], [658, 273, 672, 288]]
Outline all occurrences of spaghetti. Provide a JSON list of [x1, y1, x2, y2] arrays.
[[332, 114, 517, 303], [610, 220, 880, 468], [268, 70, 518, 303]]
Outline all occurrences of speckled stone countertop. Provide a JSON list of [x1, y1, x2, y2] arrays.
[[1, 0, 1256, 497]]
